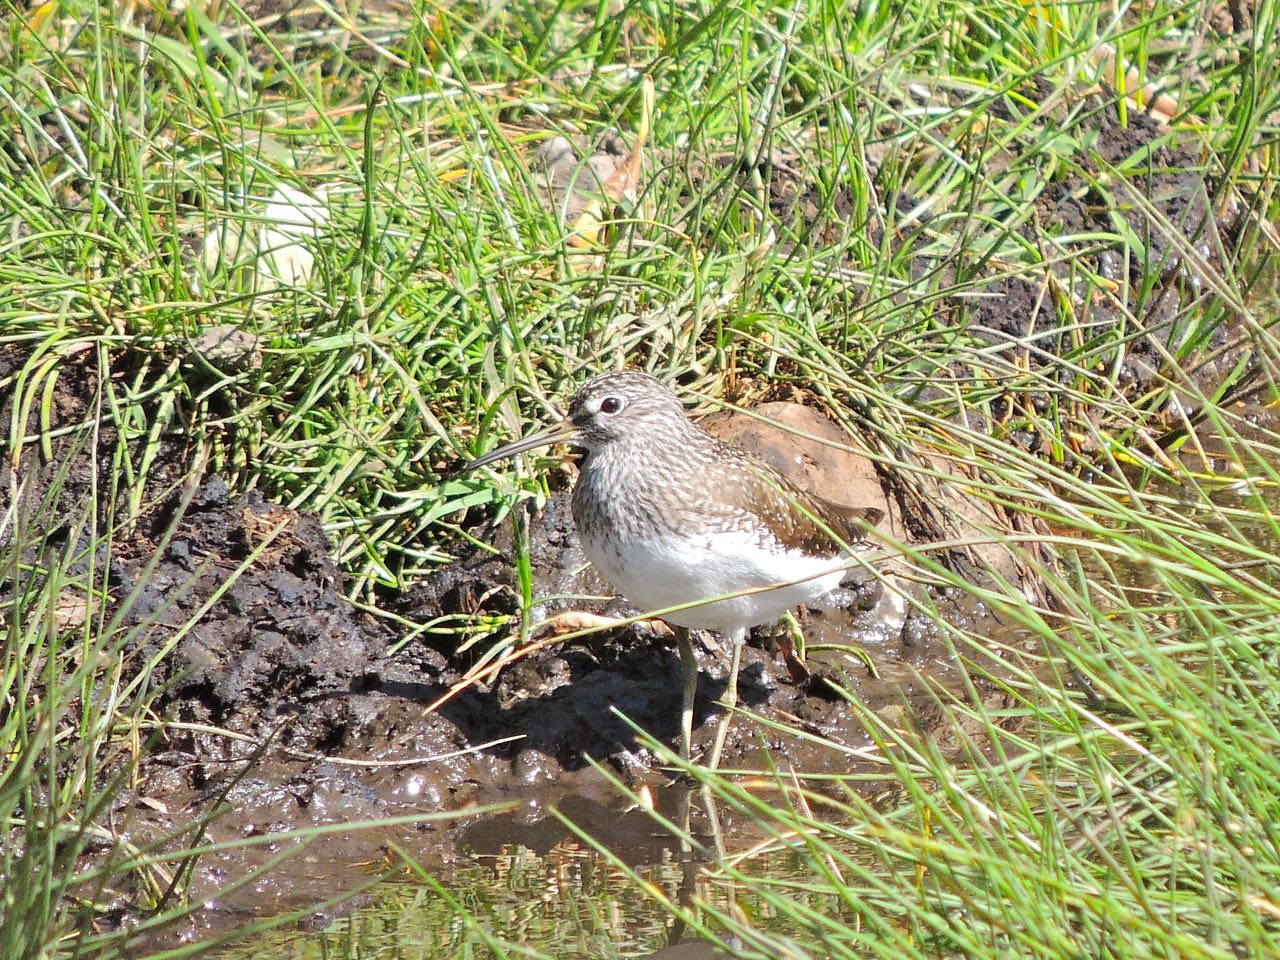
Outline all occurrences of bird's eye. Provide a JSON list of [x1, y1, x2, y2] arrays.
[[599, 396, 624, 415]]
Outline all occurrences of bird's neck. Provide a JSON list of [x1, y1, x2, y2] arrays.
[[580, 426, 713, 487], [573, 430, 717, 541]]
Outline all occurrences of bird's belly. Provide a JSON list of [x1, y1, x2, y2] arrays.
[[583, 528, 844, 633]]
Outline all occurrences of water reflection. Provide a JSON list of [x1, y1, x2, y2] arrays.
[[218, 780, 866, 958]]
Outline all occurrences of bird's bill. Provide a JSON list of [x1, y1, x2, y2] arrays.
[[464, 420, 577, 471]]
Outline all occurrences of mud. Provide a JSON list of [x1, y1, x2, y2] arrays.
[[105, 458, 1006, 797]]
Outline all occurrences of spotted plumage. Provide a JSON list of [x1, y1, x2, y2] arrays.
[[466, 371, 882, 767]]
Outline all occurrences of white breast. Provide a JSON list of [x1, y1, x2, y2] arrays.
[[582, 527, 845, 634]]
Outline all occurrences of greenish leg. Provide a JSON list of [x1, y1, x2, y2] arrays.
[[706, 626, 745, 771], [677, 626, 697, 761]]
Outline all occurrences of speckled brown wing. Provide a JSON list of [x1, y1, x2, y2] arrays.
[[712, 444, 883, 557]]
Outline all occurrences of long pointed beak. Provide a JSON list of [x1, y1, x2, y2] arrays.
[[464, 420, 578, 471]]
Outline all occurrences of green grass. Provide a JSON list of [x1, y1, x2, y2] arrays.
[[2, 0, 1280, 956]]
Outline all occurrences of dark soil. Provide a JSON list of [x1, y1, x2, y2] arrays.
[[0, 343, 193, 536]]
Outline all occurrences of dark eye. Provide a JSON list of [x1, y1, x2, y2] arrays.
[[599, 396, 624, 415]]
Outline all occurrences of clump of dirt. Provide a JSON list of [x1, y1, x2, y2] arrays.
[[113, 477, 384, 751]]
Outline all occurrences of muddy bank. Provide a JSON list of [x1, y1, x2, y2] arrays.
[[100, 457, 1023, 948], [111, 464, 1016, 804], [0, 335, 1028, 792]]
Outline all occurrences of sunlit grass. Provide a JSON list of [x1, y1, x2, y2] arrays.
[[2, 0, 1279, 956]]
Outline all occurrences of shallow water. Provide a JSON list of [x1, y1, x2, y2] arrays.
[[213, 784, 877, 959]]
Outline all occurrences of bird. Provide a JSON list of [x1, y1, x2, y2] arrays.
[[465, 371, 882, 770]]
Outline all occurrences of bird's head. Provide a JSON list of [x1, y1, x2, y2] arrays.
[[464, 371, 690, 471]]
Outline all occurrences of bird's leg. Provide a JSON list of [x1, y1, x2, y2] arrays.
[[706, 626, 746, 771], [676, 626, 697, 761]]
